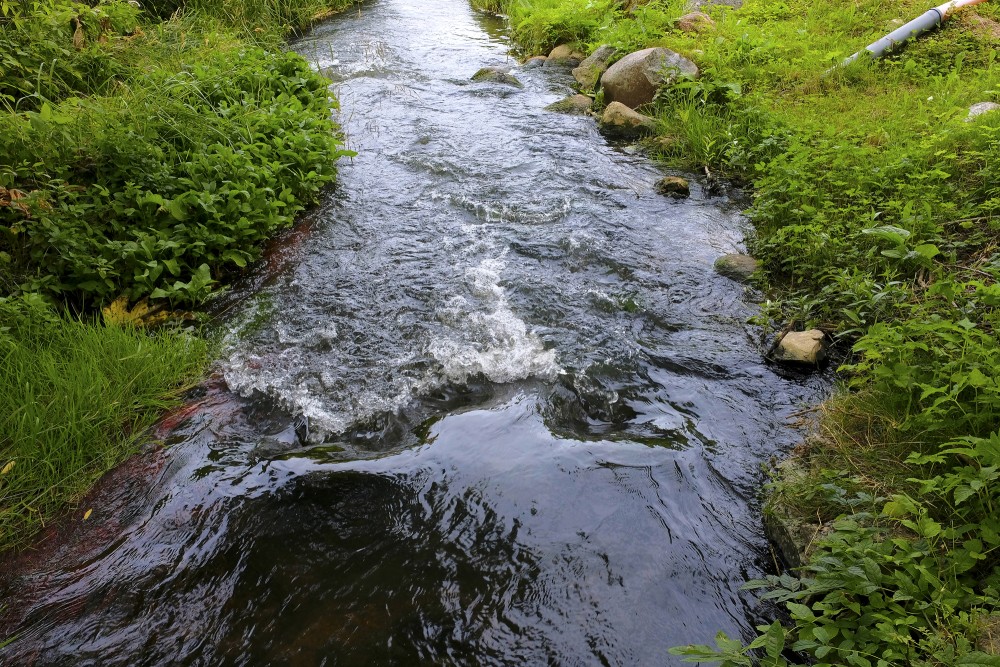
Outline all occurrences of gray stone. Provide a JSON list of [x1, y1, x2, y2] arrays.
[[655, 175, 690, 198], [676, 11, 715, 33], [714, 253, 757, 281], [967, 101, 1000, 122], [544, 94, 594, 115], [774, 329, 826, 365], [599, 101, 657, 138], [600, 47, 698, 110], [471, 67, 524, 88], [572, 44, 617, 90]]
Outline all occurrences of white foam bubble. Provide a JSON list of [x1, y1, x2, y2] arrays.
[[429, 257, 560, 384]]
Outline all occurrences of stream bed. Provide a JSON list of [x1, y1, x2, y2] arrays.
[[0, 1, 829, 664]]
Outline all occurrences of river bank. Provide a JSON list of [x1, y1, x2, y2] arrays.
[[0, 0, 357, 552], [473, 0, 1000, 663]]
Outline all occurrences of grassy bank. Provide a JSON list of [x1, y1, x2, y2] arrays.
[[0, 0, 354, 551], [474, 0, 1000, 663]]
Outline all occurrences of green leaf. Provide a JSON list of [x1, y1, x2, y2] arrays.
[[164, 198, 189, 221]]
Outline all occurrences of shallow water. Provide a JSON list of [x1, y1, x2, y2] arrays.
[[0, 1, 829, 664]]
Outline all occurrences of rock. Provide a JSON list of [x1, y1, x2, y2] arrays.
[[544, 94, 594, 115], [762, 457, 828, 569], [545, 43, 587, 67], [572, 44, 617, 90], [522, 55, 548, 70], [685, 0, 742, 10], [967, 101, 1000, 122], [676, 11, 715, 33], [713, 253, 757, 281], [599, 101, 657, 138], [471, 66, 524, 88], [773, 329, 826, 365], [655, 175, 690, 198], [600, 47, 699, 110]]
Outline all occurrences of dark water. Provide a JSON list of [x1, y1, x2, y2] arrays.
[[0, 1, 829, 664]]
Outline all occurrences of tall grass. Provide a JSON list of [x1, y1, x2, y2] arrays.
[[0, 299, 207, 552]]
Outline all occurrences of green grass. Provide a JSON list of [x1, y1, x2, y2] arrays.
[[0, 298, 207, 552]]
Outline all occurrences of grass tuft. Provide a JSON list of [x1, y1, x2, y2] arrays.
[[0, 298, 207, 552]]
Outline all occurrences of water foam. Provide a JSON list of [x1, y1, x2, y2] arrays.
[[428, 257, 560, 384]]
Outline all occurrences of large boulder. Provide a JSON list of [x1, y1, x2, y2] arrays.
[[773, 329, 826, 365], [471, 66, 524, 88], [599, 101, 657, 138], [714, 253, 757, 281], [572, 44, 617, 91], [600, 47, 698, 110], [545, 94, 594, 115]]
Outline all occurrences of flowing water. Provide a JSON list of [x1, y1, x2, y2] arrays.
[[0, 1, 830, 664]]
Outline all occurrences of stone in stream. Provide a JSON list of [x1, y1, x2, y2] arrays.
[[522, 55, 548, 70], [571, 44, 617, 91], [967, 101, 1000, 122], [655, 175, 690, 198], [471, 66, 524, 88], [545, 94, 594, 115], [600, 47, 699, 110], [599, 101, 658, 138], [773, 329, 827, 365], [544, 43, 586, 67], [713, 253, 757, 282], [676, 11, 716, 33]]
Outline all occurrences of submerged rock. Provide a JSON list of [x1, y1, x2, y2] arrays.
[[599, 101, 657, 138], [967, 101, 1000, 121], [677, 11, 715, 32], [572, 44, 617, 90], [773, 329, 826, 365], [600, 47, 698, 110], [655, 175, 690, 198], [713, 253, 757, 281], [545, 94, 594, 115], [471, 66, 524, 88]]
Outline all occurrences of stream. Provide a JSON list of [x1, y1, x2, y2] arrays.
[[0, 1, 830, 664]]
